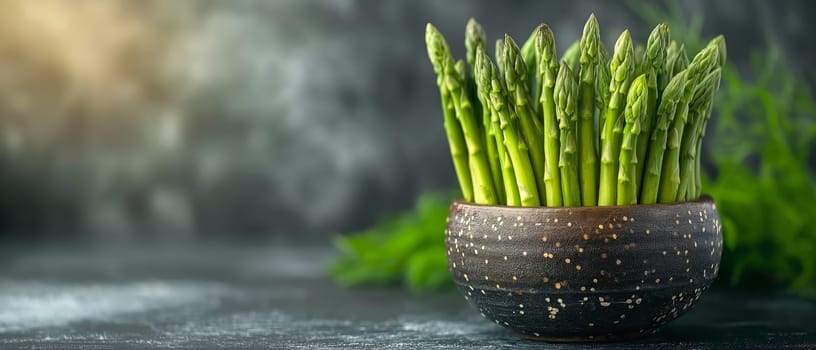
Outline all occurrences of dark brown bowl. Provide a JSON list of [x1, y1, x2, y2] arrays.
[[445, 197, 722, 342]]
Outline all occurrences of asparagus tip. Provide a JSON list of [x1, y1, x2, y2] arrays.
[[580, 13, 600, 65], [535, 23, 556, 64]]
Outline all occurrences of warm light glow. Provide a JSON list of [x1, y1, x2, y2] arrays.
[[0, 1, 169, 120]]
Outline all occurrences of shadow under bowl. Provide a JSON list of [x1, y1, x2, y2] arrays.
[[445, 197, 723, 342]]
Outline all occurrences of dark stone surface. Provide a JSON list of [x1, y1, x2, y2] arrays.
[[446, 199, 723, 341], [0, 243, 814, 349]]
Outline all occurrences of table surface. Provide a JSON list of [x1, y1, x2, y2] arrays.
[[0, 243, 814, 349]]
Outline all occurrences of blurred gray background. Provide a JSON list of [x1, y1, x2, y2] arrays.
[[0, 0, 813, 241]]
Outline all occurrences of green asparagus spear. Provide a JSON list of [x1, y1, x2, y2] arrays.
[[492, 37, 531, 205], [498, 141, 521, 205], [710, 35, 727, 70], [561, 40, 581, 71], [464, 19, 487, 114], [477, 47, 541, 206], [691, 104, 712, 199], [467, 19, 505, 204], [535, 24, 563, 207], [474, 46, 521, 206], [660, 41, 679, 93], [639, 69, 687, 204], [426, 25, 498, 204], [487, 96, 520, 206], [618, 74, 648, 205], [657, 45, 718, 202], [678, 35, 727, 200], [440, 91, 474, 202], [596, 41, 611, 153], [465, 18, 486, 69], [450, 59, 498, 204], [425, 24, 473, 202], [598, 30, 634, 206], [643, 24, 670, 108], [577, 14, 601, 205], [521, 27, 541, 116], [636, 23, 669, 188], [555, 61, 581, 206], [464, 19, 485, 124], [692, 35, 726, 199], [671, 43, 689, 77], [654, 27, 672, 101], [482, 107, 504, 203], [495, 39, 505, 76], [678, 68, 721, 201], [502, 34, 547, 201], [692, 83, 717, 200]]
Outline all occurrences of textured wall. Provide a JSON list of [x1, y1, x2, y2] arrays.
[[0, 0, 812, 241]]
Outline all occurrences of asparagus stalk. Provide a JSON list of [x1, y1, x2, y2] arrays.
[[669, 43, 689, 78], [535, 24, 563, 207], [426, 25, 498, 204], [495, 39, 505, 76], [488, 96, 521, 206], [555, 61, 581, 206], [596, 41, 611, 153], [464, 19, 483, 126], [477, 47, 541, 206], [450, 59, 498, 204], [681, 35, 725, 200], [465, 19, 487, 113], [498, 141, 521, 205], [618, 74, 648, 205], [490, 38, 531, 205], [598, 30, 635, 206], [677, 68, 720, 201], [711, 35, 727, 70], [692, 85, 717, 200], [502, 35, 547, 201], [474, 46, 521, 206], [521, 28, 541, 116], [691, 108, 712, 198], [482, 108, 505, 203], [635, 23, 669, 188], [654, 27, 673, 102], [576, 14, 600, 206], [639, 69, 687, 204], [467, 19, 505, 204], [657, 45, 719, 202], [465, 18, 486, 69], [692, 35, 726, 199], [425, 24, 474, 202], [440, 91, 474, 202], [659, 41, 679, 93]]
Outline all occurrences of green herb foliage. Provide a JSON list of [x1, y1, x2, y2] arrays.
[[706, 50, 816, 297], [328, 192, 455, 293]]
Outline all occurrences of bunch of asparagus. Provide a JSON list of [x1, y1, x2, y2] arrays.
[[426, 14, 725, 207]]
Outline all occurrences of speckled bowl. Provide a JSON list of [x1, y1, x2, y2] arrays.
[[445, 197, 722, 342]]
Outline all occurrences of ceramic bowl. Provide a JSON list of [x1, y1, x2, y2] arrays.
[[445, 197, 722, 342]]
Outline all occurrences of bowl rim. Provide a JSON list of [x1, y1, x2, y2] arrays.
[[452, 195, 715, 211]]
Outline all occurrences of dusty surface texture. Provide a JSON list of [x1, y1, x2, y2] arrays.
[[0, 243, 814, 349]]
